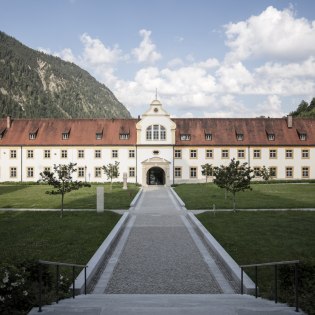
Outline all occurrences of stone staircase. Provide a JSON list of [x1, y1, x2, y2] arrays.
[[29, 293, 302, 315]]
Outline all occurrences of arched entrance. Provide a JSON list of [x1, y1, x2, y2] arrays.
[[147, 167, 165, 185]]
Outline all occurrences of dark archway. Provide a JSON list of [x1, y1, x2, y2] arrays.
[[147, 167, 165, 185]]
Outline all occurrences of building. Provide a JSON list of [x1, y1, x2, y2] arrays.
[[0, 99, 314, 185]]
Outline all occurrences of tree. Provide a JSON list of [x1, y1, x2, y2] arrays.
[[213, 158, 254, 211], [257, 166, 271, 181], [201, 163, 213, 183], [39, 163, 90, 218], [102, 161, 120, 191]]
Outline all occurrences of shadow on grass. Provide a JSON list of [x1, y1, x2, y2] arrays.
[[0, 185, 28, 196]]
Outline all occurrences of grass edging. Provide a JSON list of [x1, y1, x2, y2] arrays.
[[74, 212, 130, 294], [187, 212, 255, 294]]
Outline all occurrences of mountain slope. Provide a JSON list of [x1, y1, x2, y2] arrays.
[[290, 98, 315, 118], [0, 31, 131, 119]]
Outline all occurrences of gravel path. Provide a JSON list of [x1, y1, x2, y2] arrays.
[[104, 187, 225, 294]]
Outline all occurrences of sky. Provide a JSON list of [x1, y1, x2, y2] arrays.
[[1, 0, 315, 118]]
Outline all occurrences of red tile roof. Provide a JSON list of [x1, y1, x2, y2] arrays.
[[0, 117, 314, 146], [0, 118, 138, 146]]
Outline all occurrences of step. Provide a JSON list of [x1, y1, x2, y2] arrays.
[[29, 294, 302, 315]]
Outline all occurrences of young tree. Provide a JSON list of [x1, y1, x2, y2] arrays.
[[213, 158, 254, 211], [201, 163, 213, 183], [39, 163, 90, 218], [257, 166, 271, 181], [102, 161, 120, 191]]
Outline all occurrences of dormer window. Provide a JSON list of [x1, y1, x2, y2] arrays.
[[62, 129, 70, 140], [236, 133, 243, 141], [266, 129, 275, 141], [297, 130, 307, 141], [205, 133, 212, 141], [96, 132, 103, 140], [180, 134, 191, 141], [120, 133, 129, 140], [29, 133, 36, 140]]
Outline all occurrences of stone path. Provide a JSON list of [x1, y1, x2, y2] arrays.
[[93, 186, 235, 294]]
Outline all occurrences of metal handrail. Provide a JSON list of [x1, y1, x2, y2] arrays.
[[240, 260, 300, 312], [38, 260, 88, 313]]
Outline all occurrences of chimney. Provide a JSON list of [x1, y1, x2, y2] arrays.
[[6, 116, 11, 129], [287, 115, 293, 128]]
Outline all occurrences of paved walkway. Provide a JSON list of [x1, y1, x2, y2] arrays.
[[92, 186, 235, 294]]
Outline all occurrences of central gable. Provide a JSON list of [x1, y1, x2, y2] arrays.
[[136, 99, 176, 145]]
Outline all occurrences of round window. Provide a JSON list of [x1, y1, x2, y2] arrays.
[[154, 108, 158, 112]]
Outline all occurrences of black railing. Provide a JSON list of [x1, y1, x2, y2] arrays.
[[240, 260, 300, 312], [38, 260, 87, 312]]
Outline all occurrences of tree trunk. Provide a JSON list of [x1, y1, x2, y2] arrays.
[[60, 193, 64, 218], [225, 189, 227, 200], [110, 178, 113, 192], [233, 192, 236, 212]]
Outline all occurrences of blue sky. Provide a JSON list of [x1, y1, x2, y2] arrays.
[[1, 0, 315, 118]]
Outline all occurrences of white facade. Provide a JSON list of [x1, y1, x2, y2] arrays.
[[0, 99, 314, 185]]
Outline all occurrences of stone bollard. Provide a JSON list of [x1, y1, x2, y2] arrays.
[[123, 172, 128, 190], [97, 186, 104, 212]]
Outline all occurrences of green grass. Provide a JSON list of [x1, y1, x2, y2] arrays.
[[174, 183, 315, 209], [0, 183, 139, 209], [0, 211, 122, 265], [197, 211, 315, 313]]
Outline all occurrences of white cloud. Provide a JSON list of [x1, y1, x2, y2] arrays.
[[132, 29, 161, 64], [80, 33, 123, 66], [37, 47, 52, 54], [167, 58, 184, 68], [225, 6, 315, 62], [254, 95, 285, 117], [196, 58, 220, 69], [54, 48, 76, 63]]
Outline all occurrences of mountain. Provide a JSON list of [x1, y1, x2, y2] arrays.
[[290, 98, 315, 118], [0, 31, 131, 119]]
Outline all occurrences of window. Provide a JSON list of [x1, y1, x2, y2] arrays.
[[180, 134, 191, 141], [27, 167, 34, 178], [269, 149, 277, 159], [221, 149, 229, 159], [129, 150, 135, 158], [44, 167, 51, 173], [153, 150, 159, 155], [253, 167, 261, 176], [120, 133, 129, 140], [302, 167, 310, 178], [146, 125, 166, 140], [96, 132, 103, 140], [205, 133, 212, 141], [298, 132, 307, 141], [174, 149, 182, 159], [253, 149, 261, 159], [174, 167, 182, 178], [61, 150, 68, 158], [286, 167, 293, 178], [236, 134, 243, 141], [206, 149, 213, 158], [269, 167, 277, 178], [44, 150, 51, 158], [285, 149, 293, 159], [78, 150, 84, 158], [62, 132, 69, 140], [27, 150, 34, 159], [302, 149, 309, 159], [78, 167, 85, 178], [95, 167, 102, 178], [10, 167, 17, 178], [190, 149, 197, 158], [10, 150, 17, 158], [112, 150, 118, 158], [268, 133, 275, 141], [129, 167, 135, 177], [237, 149, 245, 159], [95, 150, 101, 158], [190, 167, 197, 178], [29, 133, 36, 140]]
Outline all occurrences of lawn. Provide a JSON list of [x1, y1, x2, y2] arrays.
[[197, 211, 315, 314], [0, 211, 122, 265], [174, 182, 315, 209], [0, 182, 139, 209]]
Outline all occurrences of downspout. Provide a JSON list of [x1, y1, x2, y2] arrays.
[[247, 145, 250, 167], [172, 145, 175, 185], [135, 145, 138, 184], [20, 145, 23, 182]]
